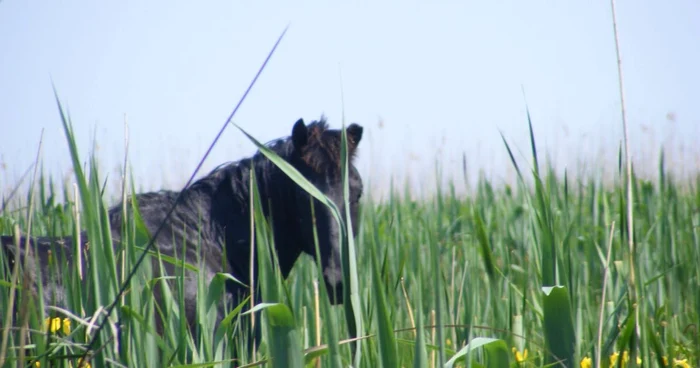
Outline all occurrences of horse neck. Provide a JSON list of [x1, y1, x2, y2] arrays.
[[205, 156, 305, 280], [252, 160, 305, 278]]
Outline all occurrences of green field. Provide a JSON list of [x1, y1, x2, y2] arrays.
[[0, 97, 697, 368]]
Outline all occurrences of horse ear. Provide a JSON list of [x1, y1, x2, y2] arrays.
[[346, 123, 363, 146], [292, 118, 308, 149]]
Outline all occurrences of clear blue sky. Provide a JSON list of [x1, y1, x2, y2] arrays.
[[1, 1, 698, 201]]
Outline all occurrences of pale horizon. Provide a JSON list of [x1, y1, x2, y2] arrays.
[[1, 1, 698, 204]]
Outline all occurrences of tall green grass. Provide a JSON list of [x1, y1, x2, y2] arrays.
[[2, 99, 698, 367], [0, 64, 698, 366]]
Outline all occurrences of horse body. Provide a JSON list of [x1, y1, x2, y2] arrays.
[[1, 117, 363, 342]]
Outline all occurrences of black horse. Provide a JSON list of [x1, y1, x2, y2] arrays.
[[1, 117, 363, 348]]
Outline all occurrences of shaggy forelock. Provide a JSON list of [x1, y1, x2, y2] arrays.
[[300, 118, 360, 175]]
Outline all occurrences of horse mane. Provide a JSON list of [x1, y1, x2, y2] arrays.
[[179, 116, 359, 211]]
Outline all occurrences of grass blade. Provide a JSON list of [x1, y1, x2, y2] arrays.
[[369, 244, 397, 367], [444, 337, 509, 368], [340, 119, 364, 365], [542, 286, 576, 367]]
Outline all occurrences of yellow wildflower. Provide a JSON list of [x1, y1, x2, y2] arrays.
[[62, 318, 71, 335], [446, 338, 452, 347], [580, 356, 592, 368], [623, 351, 643, 365], [609, 351, 620, 367], [673, 358, 691, 368], [512, 347, 528, 363], [35, 361, 40, 367], [44, 317, 61, 333]]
